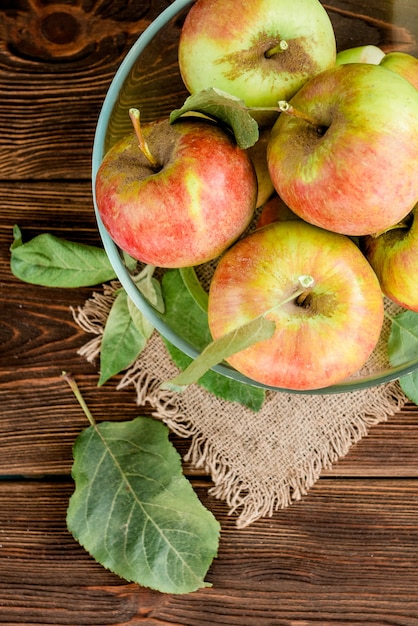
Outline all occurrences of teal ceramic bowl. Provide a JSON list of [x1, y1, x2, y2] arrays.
[[92, 0, 418, 394]]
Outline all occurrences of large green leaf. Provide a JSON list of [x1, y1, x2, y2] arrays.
[[67, 416, 220, 593], [10, 225, 119, 287]]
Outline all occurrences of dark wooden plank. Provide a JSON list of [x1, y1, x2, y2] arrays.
[[1, 479, 418, 625], [0, 0, 175, 180]]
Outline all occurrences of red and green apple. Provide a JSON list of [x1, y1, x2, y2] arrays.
[[95, 115, 257, 268], [267, 63, 418, 236], [362, 203, 418, 312], [178, 0, 336, 115], [380, 51, 418, 89], [208, 220, 384, 391]]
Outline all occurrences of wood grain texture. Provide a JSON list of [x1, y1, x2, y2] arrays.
[[1, 480, 418, 625], [1, 0, 418, 623]]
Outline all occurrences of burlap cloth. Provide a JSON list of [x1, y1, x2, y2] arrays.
[[72, 282, 407, 528]]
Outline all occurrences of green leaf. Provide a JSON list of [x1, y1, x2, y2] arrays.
[[163, 339, 265, 411], [388, 309, 418, 405], [399, 372, 418, 404], [10, 226, 118, 287], [98, 290, 148, 386], [161, 315, 275, 391], [133, 265, 165, 313], [160, 269, 212, 351], [160, 270, 264, 407], [388, 309, 418, 364], [179, 267, 209, 313], [67, 416, 220, 593], [170, 88, 260, 149], [127, 295, 154, 339]]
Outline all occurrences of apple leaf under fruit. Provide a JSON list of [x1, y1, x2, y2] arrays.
[[170, 88, 260, 149], [98, 289, 152, 386], [388, 309, 418, 404], [160, 269, 212, 350], [163, 339, 265, 412], [160, 269, 265, 409], [132, 264, 165, 313], [179, 267, 209, 313], [65, 377, 220, 594]]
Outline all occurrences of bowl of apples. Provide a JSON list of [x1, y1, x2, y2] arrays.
[[92, 0, 418, 395]]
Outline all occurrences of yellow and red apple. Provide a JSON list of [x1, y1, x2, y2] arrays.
[[362, 203, 418, 312], [208, 220, 384, 391], [95, 117, 257, 268], [267, 63, 418, 236]]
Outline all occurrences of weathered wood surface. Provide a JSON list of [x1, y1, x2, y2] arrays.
[[1, 1, 418, 624]]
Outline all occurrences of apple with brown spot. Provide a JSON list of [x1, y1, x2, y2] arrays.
[[178, 0, 336, 118]]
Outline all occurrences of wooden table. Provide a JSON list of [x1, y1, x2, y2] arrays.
[[1, 1, 418, 624]]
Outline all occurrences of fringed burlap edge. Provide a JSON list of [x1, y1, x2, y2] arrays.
[[71, 283, 408, 528]]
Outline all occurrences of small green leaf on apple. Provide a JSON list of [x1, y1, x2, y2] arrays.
[[160, 269, 265, 407], [163, 339, 265, 411], [169, 88, 260, 149], [160, 314, 276, 392]]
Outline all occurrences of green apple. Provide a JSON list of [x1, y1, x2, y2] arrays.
[[267, 63, 418, 237], [362, 203, 418, 312], [178, 0, 336, 113], [95, 116, 257, 268], [336, 44, 385, 65], [208, 220, 384, 391], [380, 51, 418, 89]]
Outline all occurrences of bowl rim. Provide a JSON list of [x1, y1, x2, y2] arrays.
[[91, 0, 418, 395]]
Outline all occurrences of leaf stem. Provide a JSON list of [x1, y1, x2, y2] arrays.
[[129, 108, 160, 170], [62, 372, 96, 428]]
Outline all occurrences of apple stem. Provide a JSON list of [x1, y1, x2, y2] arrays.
[[278, 101, 322, 130], [265, 40, 289, 58], [262, 275, 315, 316], [129, 108, 159, 170], [294, 275, 315, 308]]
